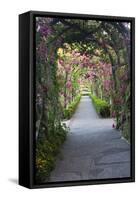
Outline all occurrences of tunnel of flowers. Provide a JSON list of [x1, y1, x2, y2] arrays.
[[35, 17, 131, 182]]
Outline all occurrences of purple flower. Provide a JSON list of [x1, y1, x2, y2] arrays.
[[66, 81, 72, 88], [39, 26, 51, 37]]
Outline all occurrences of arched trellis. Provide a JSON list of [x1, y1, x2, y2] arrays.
[[49, 19, 130, 66], [49, 19, 130, 97], [36, 17, 130, 139]]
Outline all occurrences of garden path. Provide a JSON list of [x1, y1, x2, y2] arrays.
[[49, 96, 130, 182]]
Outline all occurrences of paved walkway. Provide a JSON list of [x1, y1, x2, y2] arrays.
[[49, 96, 130, 182]]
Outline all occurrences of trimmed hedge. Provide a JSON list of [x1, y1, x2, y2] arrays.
[[64, 94, 81, 119], [36, 124, 67, 183], [89, 94, 110, 118]]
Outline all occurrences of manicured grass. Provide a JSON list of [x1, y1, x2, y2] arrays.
[[64, 94, 81, 119], [89, 94, 110, 118]]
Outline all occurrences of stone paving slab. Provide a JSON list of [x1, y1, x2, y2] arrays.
[[48, 96, 130, 182], [89, 162, 130, 179]]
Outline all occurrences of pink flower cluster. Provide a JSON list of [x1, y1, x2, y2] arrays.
[[119, 84, 126, 95], [36, 17, 53, 38], [103, 80, 112, 90], [65, 66, 71, 73], [66, 81, 72, 88], [113, 97, 123, 105]]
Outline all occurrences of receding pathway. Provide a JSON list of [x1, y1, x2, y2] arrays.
[[49, 96, 130, 182]]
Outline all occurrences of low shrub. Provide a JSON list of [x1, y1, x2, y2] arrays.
[[64, 94, 81, 119], [122, 119, 130, 142], [89, 94, 110, 118], [81, 93, 90, 96], [36, 124, 67, 183]]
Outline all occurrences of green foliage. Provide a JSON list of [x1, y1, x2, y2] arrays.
[[90, 94, 110, 117], [82, 93, 90, 96], [122, 119, 130, 142], [64, 95, 81, 119], [36, 124, 67, 183]]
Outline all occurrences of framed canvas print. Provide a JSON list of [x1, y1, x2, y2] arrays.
[[19, 11, 135, 189]]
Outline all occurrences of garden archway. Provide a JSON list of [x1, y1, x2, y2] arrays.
[[35, 17, 131, 182]]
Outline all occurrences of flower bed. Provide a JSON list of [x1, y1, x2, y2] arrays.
[[36, 124, 67, 183]]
